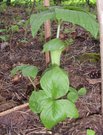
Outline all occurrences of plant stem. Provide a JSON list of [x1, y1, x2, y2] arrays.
[[56, 24, 61, 38], [28, 77, 36, 89], [51, 24, 61, 66], [51, 50, 61, 66]]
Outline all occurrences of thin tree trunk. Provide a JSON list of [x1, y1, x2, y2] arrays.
[[44, 0, 51, 66], [96, 0, 103, 114]]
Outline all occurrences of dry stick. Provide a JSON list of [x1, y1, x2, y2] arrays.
[[97, 0, 103, 114], [0, 103, 29, 117], [28, 76, 36, 89], [44, 0, 51, 66]]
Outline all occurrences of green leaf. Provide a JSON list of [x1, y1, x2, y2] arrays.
[[10, 25, 19, 32], [40, 66, 69, 98], [0, 29, 6, 32], [67, 92, 79, 103], [30, 10, 55, 37], [78, 88, 87, 96], [11, 65, 29, 76], [30, 8, 98, 38], [40, 99, 79, 129], [69, 87, 78, 93], [11, 65, 38, 79], [0, 35, 8, 41], [43, 38, 66, 52], [29, 90, 50, 113], [55, 8, 99, 38], [22, 65, 38, 79], [64, 100, 79, 118], [87, 129, 95, 135]]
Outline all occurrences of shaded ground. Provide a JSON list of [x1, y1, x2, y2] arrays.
[[0, 6, 102, 135]]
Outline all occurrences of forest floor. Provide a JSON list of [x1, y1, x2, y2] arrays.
[[0, 6, 102, 135]]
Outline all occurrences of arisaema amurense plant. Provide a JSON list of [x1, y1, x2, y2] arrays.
[[11, 6, 98, 129]]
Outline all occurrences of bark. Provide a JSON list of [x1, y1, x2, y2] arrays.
[[96, 0, 103, 114]]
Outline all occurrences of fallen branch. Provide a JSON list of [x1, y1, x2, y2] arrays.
[[0, 103, 29, 117]]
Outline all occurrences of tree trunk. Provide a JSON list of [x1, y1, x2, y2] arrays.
[[44, 0, 51, 66], [96, 0, 103, 114]]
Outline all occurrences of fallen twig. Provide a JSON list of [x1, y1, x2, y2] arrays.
[[0, 103, 29, 117]]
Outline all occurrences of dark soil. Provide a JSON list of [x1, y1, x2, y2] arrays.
[[0, 6, 102, 135]]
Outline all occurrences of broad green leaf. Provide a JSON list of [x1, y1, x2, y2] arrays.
[[29, 90, 50, 113], [87, 129, 95, 135], [30, 8, 98, 38], [30, 10, 55, 37], [67, 92, 79, 103], [55, 8, 99, 38], [11, 65, 38, 79], [40, 66, 69, 98], [22, 65, 38, 79], [40, 99, 79, 129], [11, 65, 29, 76], [64, 6, 90, 13], [43, 38, 66, 52], [78, 88, 87, 96], [63, 100, 79, 118]]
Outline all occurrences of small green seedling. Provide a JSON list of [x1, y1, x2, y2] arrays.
[[11, 64, 38, 88], [11, 64, 38, 79], [87, 129, 96, 135], [0, 35, 8, 42], [0, 29, 9, 42], [67, 87, 87, 103], [10, 25, 19, 33]]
